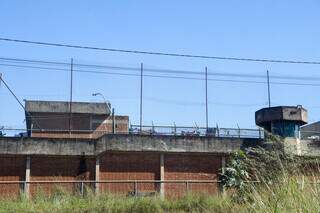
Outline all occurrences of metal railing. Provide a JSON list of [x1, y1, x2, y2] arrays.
[[0, 180, 221, 197], [0, 125, 264, 139], [129, 125, 264, 138]]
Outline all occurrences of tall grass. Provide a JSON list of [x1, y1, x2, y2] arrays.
[[2, 177, 320, 212]]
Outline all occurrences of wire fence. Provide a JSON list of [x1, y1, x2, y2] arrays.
[[0, 180, 221, 198], [0, 124, 264, 139], [129, 125, 264, 138]]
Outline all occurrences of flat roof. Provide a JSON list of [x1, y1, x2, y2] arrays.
[[255, 105, 308, 125], [25, 100, 111, 115]]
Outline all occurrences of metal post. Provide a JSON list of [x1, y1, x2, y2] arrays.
[[216, 124, 219, 137], [267, 70, 271, 108], [186, 181, 189, 194], [80, 181, 84, 196], [259, 128, 261, 139], [134, 181, 138, 196], [205, 67, 209, 135], [112, 108, 115, 134], [139, 63, 143, 133], [69, 58, 74, 136]]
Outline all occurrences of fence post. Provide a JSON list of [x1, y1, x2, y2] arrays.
[[80, 181, 84, 196], [134, 181, 138, 196], [186, 181, 189, 194]]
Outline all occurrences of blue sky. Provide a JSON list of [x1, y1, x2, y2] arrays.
[[0, 0, 320, 131]]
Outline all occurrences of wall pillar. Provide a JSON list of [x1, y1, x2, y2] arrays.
[[25, 156, 31, 198], [95, 156, 100, 194], [160, 153, 165, 198]]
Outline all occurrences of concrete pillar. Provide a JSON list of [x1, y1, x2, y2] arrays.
[[25, 156, 31, 198], [160, 153, 165, 198], [95, 156, 100, 193], [220, 155, 226, 195]]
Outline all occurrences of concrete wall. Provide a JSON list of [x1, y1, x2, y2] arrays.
[[0, 135, 261, 156]]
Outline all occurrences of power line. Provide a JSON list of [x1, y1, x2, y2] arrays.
[[1, 62, 320, 87], [0, 75, 41, 129], [1, 56, 320, 81], [1, 37, 320, 65]]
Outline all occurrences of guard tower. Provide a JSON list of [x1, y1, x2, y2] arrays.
[[255, 106, 308, 138]]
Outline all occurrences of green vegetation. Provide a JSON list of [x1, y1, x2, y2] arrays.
[[2, 179, 320, 213], [2, 136, 320, 212]]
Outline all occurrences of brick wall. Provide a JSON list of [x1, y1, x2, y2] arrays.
[[99, 152, 160, 194], [30, 156, 95, 196], [0, 155, 26, 198], [164, 154, 221, 197], [0, 152, 223, 198]]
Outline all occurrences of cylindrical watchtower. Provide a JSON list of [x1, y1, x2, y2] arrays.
[[255, 106, 308, 138]]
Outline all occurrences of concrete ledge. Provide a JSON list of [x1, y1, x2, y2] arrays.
[[0, 137, 95, 156], [0, 135, 262, 156], [97, 134, 261, 154]]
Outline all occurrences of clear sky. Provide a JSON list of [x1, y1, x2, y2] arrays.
[[1, 0, 320, 132]]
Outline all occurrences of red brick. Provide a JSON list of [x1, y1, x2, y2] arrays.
[[99, 152, 160, 194], [164, 154, 221, 197], [0, 155, 25, 198]]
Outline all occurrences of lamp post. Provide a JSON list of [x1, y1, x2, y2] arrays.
[[92, 93, 115, 134]]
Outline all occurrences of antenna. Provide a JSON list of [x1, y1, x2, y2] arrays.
[[205, 67, 208, 134], [140, 63, 143, 132], [267, 70, 271, 107], [69, 58, 73, 135]]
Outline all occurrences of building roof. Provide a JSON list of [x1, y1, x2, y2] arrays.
[[301, 121, 320, 131], [25, 100, 111, 115], [255, 105, 308, 126]]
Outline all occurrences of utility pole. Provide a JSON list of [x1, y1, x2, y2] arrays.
[[267, 70, 271, 108], [140, 63, 143, 132], [205, 67, 209, 134], [69, 58, 73, 135]]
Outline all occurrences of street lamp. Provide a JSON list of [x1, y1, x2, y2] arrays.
[[92, 93, 115, 134], [92, 93, 111, 109]]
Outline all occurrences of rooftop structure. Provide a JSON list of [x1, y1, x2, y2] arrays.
[[255, 106, 308, 138], [25, 100, 111, 115], [25, 100, 128, 138]]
